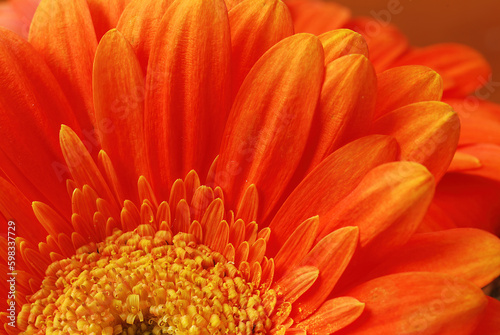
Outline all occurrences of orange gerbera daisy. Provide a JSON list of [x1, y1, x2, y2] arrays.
[[1, 0, 500, 334]]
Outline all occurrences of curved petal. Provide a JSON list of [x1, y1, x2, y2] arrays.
[[229, 0, 294, 99], [29, 0, 97, 133], [317, 162, 435, 261], [116, 0, 173, 71], [307, 54, 376, 170], [429, 144, 500, 235], [297, 297, 365, 335], [371, 101, 460, 181], [93, 29, 149, 201], [345, 17, 409, 72], [59, 125, 117, 207], [292, 226, 359, 322], [337, 272, 487, 335], [268, 135, 399, 253], [286, 0, 351, 35], [216, 34, 324, 220], [393, 43, 491, 98], [375, 66, 443, 119], [367, 228, 500, 288], [145, 0, 231, 197], [448, 152, 482, 173], [319, 29, 369, 65]]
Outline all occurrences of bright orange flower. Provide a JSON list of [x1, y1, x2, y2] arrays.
[[1, 0, 500, 334], [285, 0, 500, 236]]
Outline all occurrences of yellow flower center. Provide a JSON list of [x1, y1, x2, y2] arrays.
[[19, 225, 272, 334]]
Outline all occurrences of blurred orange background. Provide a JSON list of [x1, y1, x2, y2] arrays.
[[336, 0, 500, 103]]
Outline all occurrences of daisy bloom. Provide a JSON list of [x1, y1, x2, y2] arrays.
[[3, 0, 500, 235], [1, 0, 500, 335]]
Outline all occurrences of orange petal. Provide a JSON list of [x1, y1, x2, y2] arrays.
[[371, 101, 459, 181], [93, 29, 149, 201], [216, 34, 324, 220], [446, 99, 500, 147], [307, 54, 376, 170], [318, 162, 435, 264], [471, 297, 500, 335], [368, 228, 500, 288], [319, 29, 369, 65], [145, 0, 231, 197], [375, 66, 443, 119], [457, 144, 500, 182], [229, 0, 294, 98], [345, 17, 409, 72], [273, 266, 319, 304], [29, 0, 97, 132], [0, 28, 79, 216], [59, 125, 117, 206], [292, 226, 359, 321], [286, 0, 351, 35], [87, 0, 131, 40], [268, 135, 399, 252], [297, 297, 365, 335], [117, 0, 172, 71], [338, 272, 487, 335], [448, 152, 482, 173], [273, 216, 318, 279], [393, 43, 491, 98]]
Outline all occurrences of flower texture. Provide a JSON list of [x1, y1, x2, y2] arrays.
[[1, 0, 500, 334], [3, 0, 500, 236], [286, 0, 500, 236]]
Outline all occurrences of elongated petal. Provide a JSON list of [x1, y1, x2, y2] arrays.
[[368, 229, 500, 288], [318, 162, 434, 259], [274, 216, 318, 278], [371, 101, 459, 181], [345, 17, 409, 72], [319, 29, 368, 65], [117, 0, 172, 71], [0, 28, 79, 215], [292, 226, 359, 321], [297, 297, 365, 334], [375, 66, 443, 119], [229, 0, 294, 98], [87, 0, 131, 39], [216, 34, 324, 220], [145, 0, 231, 197], [60, 125, 117, 206], [286, 0, 351, 35], [337, 272, 487, 335], [393, 43, 491, 98], [93, 29, 149, 201], [457, 144, 500, 181], [307, 54, 376, 169], [448, 152, 482, 172], [268, 135, 399, 251], [29, 0, 97, 132]]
